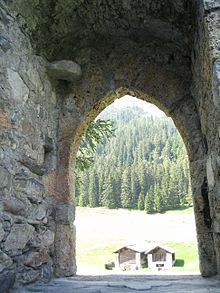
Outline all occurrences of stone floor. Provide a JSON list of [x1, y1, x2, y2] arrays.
[[15, 274, 220, 293]]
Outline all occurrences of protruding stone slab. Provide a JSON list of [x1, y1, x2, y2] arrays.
[[46, 60, 82, 82]]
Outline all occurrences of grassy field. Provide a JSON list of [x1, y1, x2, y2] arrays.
[[75, 207, 199, 274], [164, 207, 194, 215]]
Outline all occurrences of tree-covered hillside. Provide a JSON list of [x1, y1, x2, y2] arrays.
[[75, 103, 192, 213]]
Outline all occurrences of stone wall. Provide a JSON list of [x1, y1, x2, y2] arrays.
[[0, 3, 58, 289], [202, 0, 220, 275], [191, 0, 220, 276]]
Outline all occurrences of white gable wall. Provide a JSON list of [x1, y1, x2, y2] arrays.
[[148, 253, 173, 270]]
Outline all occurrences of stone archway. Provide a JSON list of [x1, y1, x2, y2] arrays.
[[1, 0, 220, 290], [55, 70, 215, 278]]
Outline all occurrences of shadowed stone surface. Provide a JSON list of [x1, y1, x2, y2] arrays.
[[15, 275, 220, 293], [6, 0, 195, 59], [0, 250, 13, 273], [46, 60, 82, 81], [0, 272, 15, 293]]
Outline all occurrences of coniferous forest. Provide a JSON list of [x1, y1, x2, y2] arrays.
[[75, 101, 192, 213]]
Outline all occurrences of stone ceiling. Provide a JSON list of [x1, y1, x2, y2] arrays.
[[5, 0, 196, 60]]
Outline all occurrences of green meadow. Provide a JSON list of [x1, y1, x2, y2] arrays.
[[76, 207, 199, 274]]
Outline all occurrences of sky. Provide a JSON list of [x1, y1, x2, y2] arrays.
[[112, 95, 165, 117]]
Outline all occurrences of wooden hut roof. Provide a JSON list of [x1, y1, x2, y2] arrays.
[[114, 243, 175, 254], [144, 244, 176, 254]]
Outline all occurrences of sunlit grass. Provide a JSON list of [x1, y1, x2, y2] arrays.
[[76, 206, 198, 273], [165, 242, 199, 272], [77, 241, 199, 272], [77, 244, 118, 269], [163, 207, 194, 215]]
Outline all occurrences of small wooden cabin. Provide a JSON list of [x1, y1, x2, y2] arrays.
[[114, 243, 149, 271], [145, 245, 176, 270], [114, 243, 175, 271]]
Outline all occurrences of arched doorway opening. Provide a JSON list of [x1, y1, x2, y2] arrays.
[[74, 95, 199, 274], [52, 85, 216, 278]]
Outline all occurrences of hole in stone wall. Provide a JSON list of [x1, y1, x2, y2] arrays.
[[201, 176, 212, 229], [43, 136, 54, 171]]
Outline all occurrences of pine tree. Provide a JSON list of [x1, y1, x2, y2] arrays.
[[121, 168, 132, 209], [112, 172, 121, 208], [88, 171, 99, 207], [169, 165, 180, 209], [145, 187, 154, 213], [101, 175, 117, 209], [130, 169, 139, 209], [137, 192, 145, 210], [78, 172, 89, 206], [76, 103, 192, 213], [154, 184, 164, 213]]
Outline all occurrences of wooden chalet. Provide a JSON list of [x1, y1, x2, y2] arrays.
[[114, 243, 175, 271]]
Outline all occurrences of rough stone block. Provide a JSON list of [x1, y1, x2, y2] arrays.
[[56, 201, 75, 224], [0, 250, 13, 273], [213, 59, 220, 107], [24, 248, 49, 268], [14, 177, 44, 199], [7, 68, 29, 103], [3, 196, 29, 216], [0, 166, 10, 189], [20, 269, 40, 285], [197, 232, 217, 276], [0, 272, 15, 293], [20, 157, 46, 176], [30, 229, 54, 248], [41, 262, 53, 281], [28, 204, 47, 224], [213, 219, 220, 233], [46, 60, 82, 82], [0, 212, 13, 224], [0, 223, 5, 241], [206, 156, 215, 189], [3, 224, 35, 252], [0, 109, 12, 128], [44, 170, 57, 197], [54, 223, 76, 277], [0, 36, 11, 52], [204, 0, 220, 11]]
